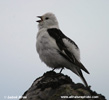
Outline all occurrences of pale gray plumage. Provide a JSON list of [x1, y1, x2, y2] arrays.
[[36, 12, 89, 87]]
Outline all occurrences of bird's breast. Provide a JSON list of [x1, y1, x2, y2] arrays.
[[36, 29, 59, 54]]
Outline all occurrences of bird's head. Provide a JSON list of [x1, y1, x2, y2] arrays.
[[36, 13, 59, 29]]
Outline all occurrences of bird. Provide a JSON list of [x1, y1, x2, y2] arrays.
[[36, 12, 90, 88]]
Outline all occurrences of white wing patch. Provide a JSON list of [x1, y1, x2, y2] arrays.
[[63, 38, 80, 62]]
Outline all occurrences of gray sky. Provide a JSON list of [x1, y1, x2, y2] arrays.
[[0, 0, 109, 99]]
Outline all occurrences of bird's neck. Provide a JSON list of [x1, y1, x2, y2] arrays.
[[48, 25, 59, 29]]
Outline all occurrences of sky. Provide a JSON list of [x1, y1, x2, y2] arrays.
[[0, 0, 109, 100]]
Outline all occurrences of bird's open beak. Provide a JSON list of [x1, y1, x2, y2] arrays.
[[36, 16, 43, 23]]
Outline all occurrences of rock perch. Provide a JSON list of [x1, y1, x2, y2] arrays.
[[20, 71, 106, 100]]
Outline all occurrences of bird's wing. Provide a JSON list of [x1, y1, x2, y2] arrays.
[[47, 28, 89, 74]]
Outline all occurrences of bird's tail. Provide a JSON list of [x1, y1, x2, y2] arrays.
[[77, 70, 89, 88], [69, 66, 89, 88]]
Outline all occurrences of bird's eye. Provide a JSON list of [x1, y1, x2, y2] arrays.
[[45, 17, 49, 20]]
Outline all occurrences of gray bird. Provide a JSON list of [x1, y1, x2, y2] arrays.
[[36, 13, 89, 87]]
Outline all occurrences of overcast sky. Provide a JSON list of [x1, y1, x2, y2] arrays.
[[0, 0, 109, 99]]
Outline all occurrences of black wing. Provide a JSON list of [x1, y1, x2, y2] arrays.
[[47, 28, 89, 74]]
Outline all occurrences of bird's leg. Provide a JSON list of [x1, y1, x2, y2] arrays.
[[59, 67, 64, 73], [52, 67, 56, 72]]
